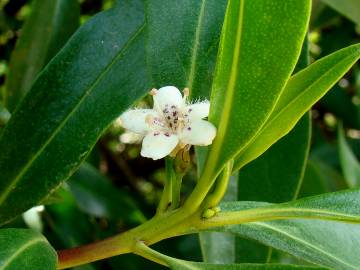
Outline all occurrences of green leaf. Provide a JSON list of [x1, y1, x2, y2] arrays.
[[320, 0, 360, 25], [168, 261, 326, 270], [199, 174, 238, 263], [236, 114, 311, 263], [0, 229, 57, 270], [4, 0, 80, 112], [233, 43, 360, 172], [201, 189, 360, 269], [338, 123, 360, 187], [235, 38, 311, 264], [146, 0, 227, 99], [238, 114, 311, 203], [204, 0, 310, 179], [0, 0, 149, 226], [68, 163, 146, 224]]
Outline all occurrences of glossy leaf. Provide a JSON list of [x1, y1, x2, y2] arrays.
[[68, 163, 146, 224], [0, 229, 57, 269], [203, 0, 310, 179], [238, 113, 311, 203], [146, 0, 227, 99], [236, 114, 310, 263], [233, 43, 360, 172], [235, 36, 311, 264], [338, 124, 360, 187], [201, 189, 360, 269], [321, 0, 360, 25], [168, 261, 325, 270], [0, 0, 149, 226], [4, 0, 80, 112]]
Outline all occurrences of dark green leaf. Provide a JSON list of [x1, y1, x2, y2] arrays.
[[146, 0, 227, 99], [238, 114, 311, 203], [4, 0, 80, 112], [204, 0, 310, 179], [0, 229, 57, 270], [68, 163, 146, 224], [0, 0, 149, 226]]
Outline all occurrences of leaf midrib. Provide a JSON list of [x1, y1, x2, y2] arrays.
[[1, 238, 47, 270], [187, 0, 206, 92], [205, 0, 245, 176], [0, 24, 145, 207], [250, 222, 358, 269]]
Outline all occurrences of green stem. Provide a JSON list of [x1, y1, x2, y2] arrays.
[[134, 241, 169, 267], [203, 160, 233, 208], [170, 173, 183, 210], [157, 158, 175, 214]]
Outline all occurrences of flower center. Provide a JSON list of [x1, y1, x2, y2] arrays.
[[159, 104, 192, 134]]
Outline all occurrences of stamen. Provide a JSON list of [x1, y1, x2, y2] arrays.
[[183, 87, 189, 97], [149, 88, 158, 96]]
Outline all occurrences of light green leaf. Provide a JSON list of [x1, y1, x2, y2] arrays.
[[4, 0, 80, 112], [169, 261, 326, 270], [236, 114, 311, 263], [235, 37, 311, 264], [0, 229, 57, 270], [199, 174, 238, 263], [0, 0, 149, 226], [203, 0, 310, 180], [146, 0, 227, 99], [68, 163, 146, 224], [338, 123, 360, 187], [199, 189, 360, 269], [321, 0, 360, 25], [233, 43, 360, 172]]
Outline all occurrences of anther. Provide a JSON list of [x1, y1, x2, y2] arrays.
[[149, 88, 158, 96], [183, 87, 190, 97]]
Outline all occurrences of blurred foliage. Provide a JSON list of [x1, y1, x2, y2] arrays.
[[0, 0, 359, 269]]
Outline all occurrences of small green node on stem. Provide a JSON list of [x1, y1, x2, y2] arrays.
[[202, 208, 217, 219]]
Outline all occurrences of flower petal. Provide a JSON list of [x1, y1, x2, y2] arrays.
[[141, 132, 179, 160], [186, 101, 210, 120], [120, 109, 158, 134], [180, 119, 216, 146], [153, 86, 183, 111]]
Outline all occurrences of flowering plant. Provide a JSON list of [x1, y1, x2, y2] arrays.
[[0, 0, 360, 269]]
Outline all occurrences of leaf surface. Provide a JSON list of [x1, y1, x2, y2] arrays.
[[0, 229, 57, 270], [203, 0, 310, 179], [4, 0, 80, 111], [0, 0, 149, 226], [146, 0, 227, 99], [199, 189, 360, 269], [233, 43, 360, 171]]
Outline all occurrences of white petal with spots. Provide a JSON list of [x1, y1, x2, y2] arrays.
[[153, 86, 183, 111], [187, 101, 210, 120], [120, 109, 158, 134], [141, 132, 179, 160], [180, 119, 216, 146]]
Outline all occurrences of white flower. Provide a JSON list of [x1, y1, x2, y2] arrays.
[[120, 86, 217, 160]]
